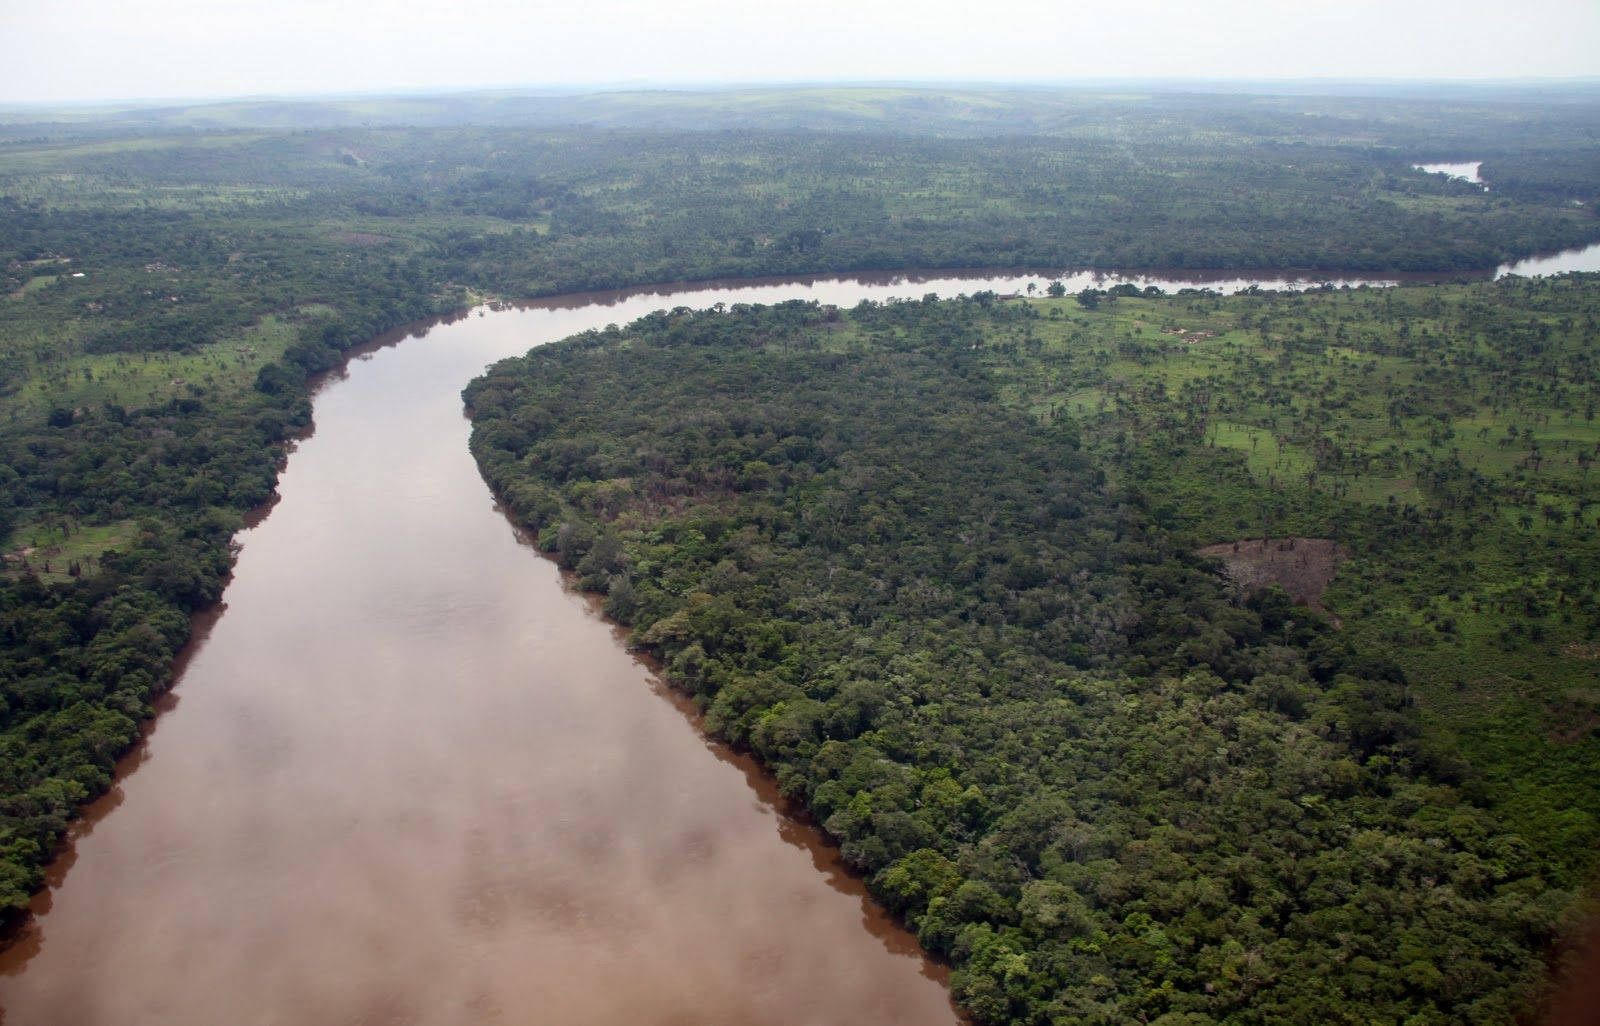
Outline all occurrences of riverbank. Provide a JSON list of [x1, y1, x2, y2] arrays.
[[463, 280, 1600, 1023], [5, 262, 1600, 1023]]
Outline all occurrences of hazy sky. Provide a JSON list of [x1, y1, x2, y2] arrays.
[[3, 0, 1599, 104]]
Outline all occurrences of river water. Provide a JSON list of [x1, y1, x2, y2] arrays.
[[2, 255, 1599, 1026], [1414, 160, 1487, 188]]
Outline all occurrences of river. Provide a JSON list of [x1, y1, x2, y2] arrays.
[[1414, 160, 1488, 188], [2, 255, 1599, 1025]]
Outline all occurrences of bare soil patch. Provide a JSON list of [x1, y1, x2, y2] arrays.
[[1197, 537, 1344, 615], [1551, 700, 1600, 743]]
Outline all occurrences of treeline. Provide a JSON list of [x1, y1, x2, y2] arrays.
[[4, 111, 1597, 386], [1481, 152, 1600, 206], [8, 123, 1600, 304], [465, 298, 1571, 1024]]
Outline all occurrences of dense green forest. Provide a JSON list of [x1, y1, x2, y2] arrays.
[[0, 85, 1597, 1013], [465, 277, 1600, 1024]]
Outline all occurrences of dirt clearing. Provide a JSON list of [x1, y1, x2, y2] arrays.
[[1197, 537, 1344, 615]]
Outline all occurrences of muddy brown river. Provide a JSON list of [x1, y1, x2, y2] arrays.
[[3, 259, 1598, 1025]]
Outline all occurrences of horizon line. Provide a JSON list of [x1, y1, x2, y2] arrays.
[[6, 75, 1600, 111]]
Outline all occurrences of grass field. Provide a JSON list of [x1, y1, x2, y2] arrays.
[[1, 315, 298, 423], [1, 517, 141, 582]]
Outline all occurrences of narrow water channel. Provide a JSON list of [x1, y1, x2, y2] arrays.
[[2, 258, 1598, 1025]]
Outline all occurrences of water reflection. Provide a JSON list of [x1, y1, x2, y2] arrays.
[[1497, 241, 1600, 278]]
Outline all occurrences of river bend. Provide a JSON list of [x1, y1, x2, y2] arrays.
[[3, 257, 1599, 1025]]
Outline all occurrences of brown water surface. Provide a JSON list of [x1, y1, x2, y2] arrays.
[[4, 263, 1599, 1026]]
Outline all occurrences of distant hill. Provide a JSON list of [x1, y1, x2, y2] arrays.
[[5, 81, 1600, 140]]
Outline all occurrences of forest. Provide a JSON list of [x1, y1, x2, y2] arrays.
[[465, 278, 1600, 1024], [0, 85, 1598, 1019]]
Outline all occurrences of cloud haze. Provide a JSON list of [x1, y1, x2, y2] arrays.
[[2, 0, 1599, 104]]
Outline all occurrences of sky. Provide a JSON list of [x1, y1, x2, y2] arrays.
[[2, 0, 1599, 105]]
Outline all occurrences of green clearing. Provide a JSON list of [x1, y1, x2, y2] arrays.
[[2, 518, 142, 583], [2, 315, 298, 422], [1205, 421, 1315, 485]]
